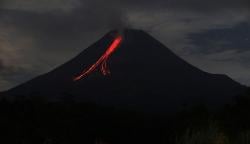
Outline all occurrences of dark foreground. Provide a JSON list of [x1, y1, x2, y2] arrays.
[[0, 89, 250, 144]]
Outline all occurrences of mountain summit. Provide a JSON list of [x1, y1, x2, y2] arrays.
[[2, 29, 247, 111]]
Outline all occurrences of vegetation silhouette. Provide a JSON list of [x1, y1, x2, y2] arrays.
[[0, 88, 250, 144]]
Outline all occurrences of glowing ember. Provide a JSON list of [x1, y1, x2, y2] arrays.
[[73, 35, 123, 81]]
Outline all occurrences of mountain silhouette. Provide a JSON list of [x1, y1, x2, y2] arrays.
[[1, 29, 247, 112]]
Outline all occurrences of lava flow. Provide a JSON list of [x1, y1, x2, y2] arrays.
[[73, 35, 123, 81]]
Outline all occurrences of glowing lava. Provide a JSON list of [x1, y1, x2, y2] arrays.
[[73, 35, 123, 81]]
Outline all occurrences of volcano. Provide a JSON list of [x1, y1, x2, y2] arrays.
[[1, 29, 247, 112]]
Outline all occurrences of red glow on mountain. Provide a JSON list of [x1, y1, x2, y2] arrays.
[[73, 35, 123, 81]]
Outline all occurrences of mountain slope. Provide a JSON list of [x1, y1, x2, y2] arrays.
[[2, 29, 247, 111]]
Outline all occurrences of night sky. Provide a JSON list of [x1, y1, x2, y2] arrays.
[[0, 0, 249, 91]]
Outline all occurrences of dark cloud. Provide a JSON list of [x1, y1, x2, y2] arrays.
[[168, 0, 250, 12], [0, 0, 249, 45], [0, 0, 130, 52], [1, 0, 79, 12], [0, 58, 31, 83], [78, 0, 250, 12], [1, 0, 250, 14], [0, 59, 4, 71], [188, 22, 250, 54]]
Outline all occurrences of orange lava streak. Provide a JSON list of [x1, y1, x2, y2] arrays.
[[73, 35, 122, 81]]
